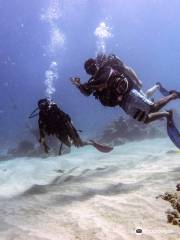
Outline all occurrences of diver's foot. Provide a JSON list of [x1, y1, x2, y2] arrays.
[[169, 90, 180, 98], [167, 110, 173, 124], [156, 82, 163, 89], [156, 82, 161, 87]]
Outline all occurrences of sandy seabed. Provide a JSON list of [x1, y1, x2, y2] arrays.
[[0, 138, 179, 240]]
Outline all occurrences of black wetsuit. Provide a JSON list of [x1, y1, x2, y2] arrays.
[[79, 65, 135, 107], [38, 103, 83, 147], [96, 54, 140, 89]]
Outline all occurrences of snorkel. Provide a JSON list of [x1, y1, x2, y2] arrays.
[[29, 107, 39, 119]]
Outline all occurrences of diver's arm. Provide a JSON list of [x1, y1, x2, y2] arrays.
[[123, 65, 142, 88], [78, 66, 110, 92], [38, 119, 45, 141], [39, 128, 45, 143], [38, 121, 49, 153], [78, 83, 94, 96], [71, 77, 93, 96], [58, 108, 72, 122]]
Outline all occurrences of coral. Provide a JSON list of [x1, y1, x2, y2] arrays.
[[99, 116, 166, 146], [157, 184, 180, 227]]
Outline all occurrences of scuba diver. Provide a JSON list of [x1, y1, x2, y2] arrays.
[[95, 54, 161, 99], [71, 54, 180, 149], [29, 98, 113, 155], [93, 53, 143, 90]]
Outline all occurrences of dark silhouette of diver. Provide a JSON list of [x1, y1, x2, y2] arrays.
[[29, 98, 113, 155], [95, 54, 161, 99], [71, 54, 180, 149]]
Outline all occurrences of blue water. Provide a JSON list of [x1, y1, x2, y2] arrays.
[[0, 0, 179, 144], [0, 2, 180, 239]]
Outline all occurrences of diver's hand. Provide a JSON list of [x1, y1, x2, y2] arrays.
[[70, 77, 81, 87]]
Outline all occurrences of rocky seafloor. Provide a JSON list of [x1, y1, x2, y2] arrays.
[[157, 184, 180, 227], [1, 115, 168, 160], [99, 116, 166, 146], [0, 138, 179, 240]]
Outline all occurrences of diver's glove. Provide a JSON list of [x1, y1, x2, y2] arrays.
[[70, 77, 81, 87]]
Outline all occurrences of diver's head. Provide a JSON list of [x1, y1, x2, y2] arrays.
[[38, 98, 51, 111], [84, 58, 97, 75]]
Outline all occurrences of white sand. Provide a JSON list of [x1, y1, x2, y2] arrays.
[[0, 138, 179, 240]]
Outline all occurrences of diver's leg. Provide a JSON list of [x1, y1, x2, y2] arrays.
[[145, 110, 180, 149], [144, 111, 170, 124], [145, 84, 159, 98], [43, 142, 49, 153], [56, 134, 71, 148], [39, 137, 49, 153], [150, 92, 179, 113]]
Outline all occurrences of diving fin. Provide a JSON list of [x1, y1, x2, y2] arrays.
[[167, 114, 180, 149], [157, 82, 170, 96], [89, 140, 113, 153]]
